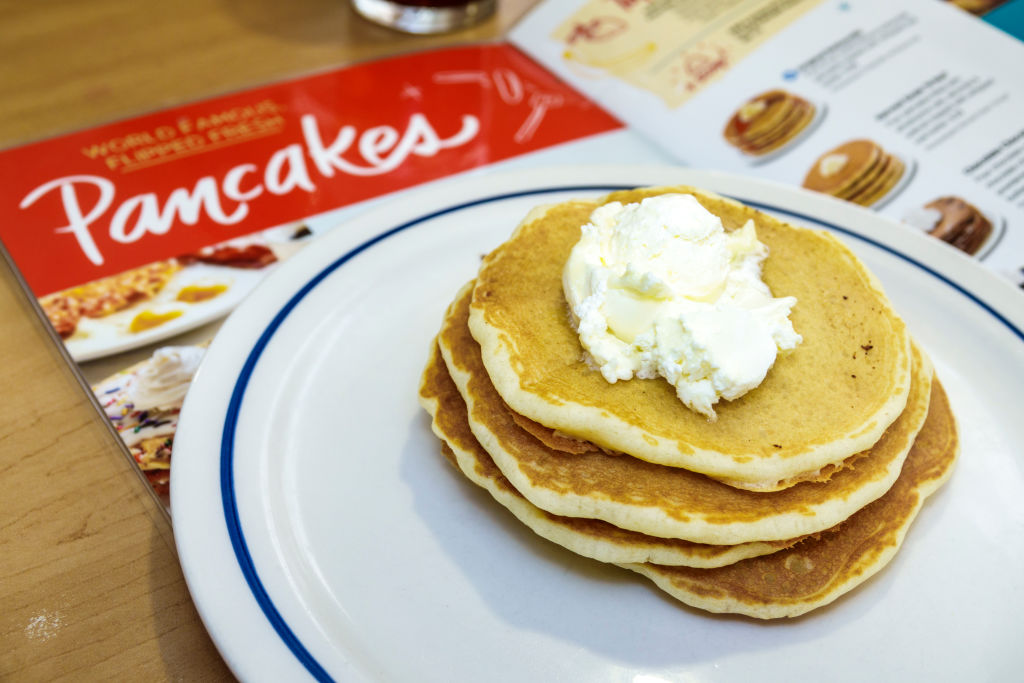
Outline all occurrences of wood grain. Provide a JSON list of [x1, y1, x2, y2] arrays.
[[0, 0, 535, 678]]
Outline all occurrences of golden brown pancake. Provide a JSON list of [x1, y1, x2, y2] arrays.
[[624, 379, 958, 618], [745, 103, 816, 155], [846, 156, 905, 207], [418, 336, 798, 567], [803, 141, 907, 208], [802, 139, 883, 196], [444, 282, 933, 545], [723, 91, 816, 157], [468, 186, 913, 488], [724, 91, 794, 143], [832, 151, 891, 201], [742, 102, 812, 152], [509, 411, 607, 455]]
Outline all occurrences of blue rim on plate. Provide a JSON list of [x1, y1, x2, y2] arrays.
[[218, 185, 1024, 682]]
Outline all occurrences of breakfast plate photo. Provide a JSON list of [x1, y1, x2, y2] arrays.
[[171, 165, 1024, 682], [728, 96, 827, 167], [63, 260, 269, 362], [51, 222, 310, 362]]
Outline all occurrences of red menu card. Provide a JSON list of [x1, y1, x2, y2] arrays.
[[1, 43, 621, 299]]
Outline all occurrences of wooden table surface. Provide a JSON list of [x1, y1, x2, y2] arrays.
[[0, 1, 535, 679]]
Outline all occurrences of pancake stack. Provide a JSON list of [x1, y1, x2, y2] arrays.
[[802, 139, 906, 207], [418, 186, 958, 619], [923, 196, 993, 255], [723, 90, 816, 157]]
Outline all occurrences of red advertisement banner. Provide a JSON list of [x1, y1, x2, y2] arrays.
[[0, 43, 621, 297]]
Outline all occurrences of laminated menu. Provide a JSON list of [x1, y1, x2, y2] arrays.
[[0, 43, 662, 510], [510, 0, 1024, 284]]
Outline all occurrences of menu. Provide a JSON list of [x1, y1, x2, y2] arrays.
[[510, 0, 1024, 282], [0, 43, 667, 510]]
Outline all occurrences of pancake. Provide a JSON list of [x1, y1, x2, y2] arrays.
[[723, 91, 795, 144], [444, 282, 934, 545], [468, 186, 912, 488], [418, 334, 798, 567], [742, 102, 816, 155], [924, 196, 993, 255], [624, 379, 958, 618], [739, 102, 813, 153], [723, 91, 816, 157], [802, 140, 883, 196], [832, 151, 892, 201], [803, 141, 907, 208], [846, 155, 905, 207]]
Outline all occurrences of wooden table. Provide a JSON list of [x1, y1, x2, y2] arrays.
[[0, 1, 535, 678]]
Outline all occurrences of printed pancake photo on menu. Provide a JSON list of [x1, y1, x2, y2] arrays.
[[801, 139, 911, 209], [722, 90, 820, 159], [902, 195, 1004, 258]]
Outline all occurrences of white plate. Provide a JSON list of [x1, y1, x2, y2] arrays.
[[172, 165, 1024, 683]]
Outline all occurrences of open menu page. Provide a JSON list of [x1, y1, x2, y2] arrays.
[[510, 0, 1024, 284]]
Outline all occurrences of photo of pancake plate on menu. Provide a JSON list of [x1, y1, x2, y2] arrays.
[[723, 89, 823, 162], [40, 223, 311, 362]]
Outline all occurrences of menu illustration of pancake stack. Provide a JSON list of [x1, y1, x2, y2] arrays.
[[802, 139, 908, 208], [419, 185, 958, 619], [916, 196, 996, 256], [723, 90, 817, 158]]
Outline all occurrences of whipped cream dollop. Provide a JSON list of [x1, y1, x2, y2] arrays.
[[562, 193, 801, 419], [94, 345, 205, 450], [124, 345, 205, 411]]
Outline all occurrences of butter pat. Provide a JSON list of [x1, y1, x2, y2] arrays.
[[562, 194, 801, 419], [818, 153, 848, 177]]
